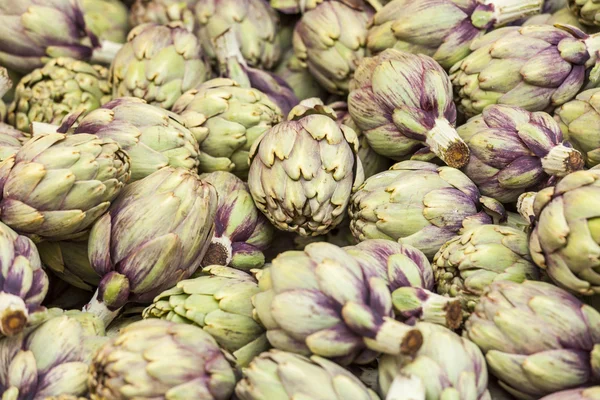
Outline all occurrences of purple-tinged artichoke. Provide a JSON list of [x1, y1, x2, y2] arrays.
[[248, 98, 364, 237], [465, 280, 600, 399], [541, 387, 600, 400], [0, 133, 131, 242], [367, 0, 543, 70], [84, 167, 218, 326], [199, 171, 274, 271], [450, 24, 600, 118], [458, 105, 584, 203], [129, 0, 197, 31], [348, 49, 470, 168], [270, 0, 365, 13], [349, 160, 506, 259], [252, 242, 424, 366], [89, 319, 236, 400]]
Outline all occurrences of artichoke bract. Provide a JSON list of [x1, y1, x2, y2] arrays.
[[379, 322, 490, 400], [62, 97, 200, 182], [292, 0, 373, 95], [8, 57, 111, 134], [450, 24, 600, 118], [0, 123, 26, 163], [110, 22, 211, 110], [172, 78, 283, 179], [199, 171, 274, 271], [129, 0, 196, 31], [524, 7, 592, 31], [349, 160, 506, 259], [458, 105, 584, 203], [235, 349, 380, 400], [554, 88, 600, 167], [367, 0, 543, 70], [528, 169, 600, 295], [569, 0, 600, 26], [348, 49, 470, 169], [89, 319, 236, 400], [0, 133, 131, 242], [84, 167, 217, 325], [81, 0, 130, 44], [542, 387, 600, 400], [0, 221, 48, 337], [248, 98, 364, 237], [0, 309, 108, 400], [252, 242, 425, 366], [143, 265, 269, 367], [433, 224, 540, 320], [465, 280, 600, 399]]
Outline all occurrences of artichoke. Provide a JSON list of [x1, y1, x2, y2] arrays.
[[348, 48, 470, 168], [367, 0, 543, 70], [450, 24, 600, 118], [0, 123, 26, 162], [528, 169, 600, 295], [349, 160, 506, 259], [569, 0, 600, 26], [0, 133, 130, 242], [81, 0, 130, 43], [252, 242, 424, 366], [554, 88, 600, 167], [0, 309, 108, 400], [62, 97, 200, 182], [129, 0, 196, 31], [8, 57, 111, 134], [199, 171, 274, 271], [235, 349, 380, 400], [275, 51, 328, 102], [433, 224, 540, 320], [458, 104, 584, 203], [172, 78, 283, 178], [524, 7, 592, 32], [379, 322, 490, 400], [541, 387, 600, 400], [248, 99, 364, 237], [143, 265, 269, 367], [465, 280, 600, 399], [84, 167, 217, 326], [88, 319, 236, 400], [110, 22, 212, 110]]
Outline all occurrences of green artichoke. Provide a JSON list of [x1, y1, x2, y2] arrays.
[[569, 0, 600, 26], [248, 99, 364, 237], [89, 319, 236, 400], [542, 387, 600, 399], [465, 280, 600, 399], [524, 7, 593, 31], [349, 160, 506, 259], [433, 224, 540, 320], [274, 50, 328, 102], [143, 265, 269, 367], [8, 57, 111, 134], [379, 322, 489, 399], [0, 133, 131, 242], [81, 0, 130, 43], [235, 349, 380, 400], [528, 169, 600, 295], [129, 0, 196, 32], [0, 123, 26, 163], [110, 22, 212, 110], [172, 78, 283, 178]]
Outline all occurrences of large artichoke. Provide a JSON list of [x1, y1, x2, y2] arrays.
[[348, 48, 470, 168], [0, 133, 130, 242], [349, 160, 506, 259], [81, 0, 130, 43], [143, 265, 269, 367], [129, 0, 196, 31], [235, 349, 380, 400], [465, 280, 600, 399], [569, 0, 600, 26], [88, 319, 236, 400], [110, 22, 212, 110], [542, 387, 600, 399], [172, 78, 283, 178], [248, 99, 364, 237], [450, 24, 600, 118], [8, 57, 111, 134], [458, 104, 584, 203]]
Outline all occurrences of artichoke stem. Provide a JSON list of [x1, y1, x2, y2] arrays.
[[0, 67, 11, 99], [201, 236, 233, 267], [385, 374, 426, 400], [517, 192, 537, 223], [0, 292, 28, 336], [484, 0, 543, 26], [392, 287, 462, 330], [425, 119, 470, 168], [91, 40, 123, 65], [30, 122, 60, 136], [83, 289, 122, 327], [541, 143, 584, 176], [363, 317, 423, 356]]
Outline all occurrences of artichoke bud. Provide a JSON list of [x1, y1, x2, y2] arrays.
[[98, 272, 131, 310]]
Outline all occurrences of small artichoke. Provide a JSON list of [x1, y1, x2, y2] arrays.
[[172, 78, 283, 178], [8, 57, 111, 134], [465, 280, 600, 399], [569, 0, 600, 26], [248, 98, 364, 237], [88, 319, 236, 400], [348, 48, 469, 168], [81, 0, 130, 43], [143, 265, 269, 367], [541, 387, 600, 400], [349, 160, 506, 258], [235, 349, 380, 400], [110, 22, 212, 110], [0, 133, 131, 241], [129, 0, 196, 31]]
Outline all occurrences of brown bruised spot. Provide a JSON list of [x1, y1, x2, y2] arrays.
[[400, 329, 423, 355], [445, 300, 463, 331], [566, 150, 585, 173], [201, 242, 229, 267], [444, 142, 470, 169], [1, 311, 26, 336]]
